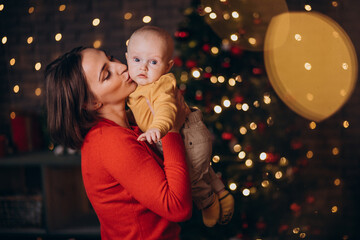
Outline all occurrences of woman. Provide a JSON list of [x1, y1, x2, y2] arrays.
[[45, 47, 192, 240]]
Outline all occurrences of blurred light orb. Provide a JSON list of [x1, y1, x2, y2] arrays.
[[59, 4, 66, 12], [92, 18, 100, 26], [124, 12, 132, 20], [93, 40, 102, 49], [264, 12, 357, 122], [0, 4, 4, 11], [55, 33, 62, 41], [142, 16, 152, 23], [2, 36, 7, 44], [27, 36, 33, 44]]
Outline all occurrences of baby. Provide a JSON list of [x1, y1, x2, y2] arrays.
[[126, 26, 234, 227]]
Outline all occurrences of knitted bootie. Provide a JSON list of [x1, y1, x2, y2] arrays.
[[201, 194, 220, 227], [218, 190, 234, 225]]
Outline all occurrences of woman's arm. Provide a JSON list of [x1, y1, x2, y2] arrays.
[[101, 128, 192, 222]]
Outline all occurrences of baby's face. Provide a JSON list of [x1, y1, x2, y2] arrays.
[[126, 33, 171, 86]]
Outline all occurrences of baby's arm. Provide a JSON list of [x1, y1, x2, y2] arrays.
[[137, 128, 161, 144]]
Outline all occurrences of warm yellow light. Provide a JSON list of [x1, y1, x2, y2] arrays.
[[27, 36, 33, 44], [35, 88, 41, 96], [342, 62, 349, 70], [245, 159, 253, 167], [92, 18, 100, 26], [293, 227, 300, 234], [233, 144, 241, 152], [204, 6, 212, 13], [263, 94, 271, 104], [10, 58, 15, 66], [250, 122, 257, 130], [55, 33, 62, 41], [230, 34, 238, 41], [211, 46, 219, 54], [28, 6, 35, 14], [10, 112, 16, 119], [59, 4, 66, 11], [0, 4, 4, 11], [228, 78, 236, 86], [239, 126, 247, 135], [238, 151, 246, 159], [259, 152, 267, 161], [343, 120, 349, 128], [13, 85, 20, 93], [332, 1, 338, 7], [93, 40, 101, 49], [275, 171, 283, 179], [214, 105, 222, 114], [217, 76, 225, 83], [295, 34, 302, 41], [306, 150, 313, 159], [242, 188, 250, 196], [267, 116, 273, 125], [232, 11, 239, 18], [192, 69, 201, 78], [124, 12, 132, 20], [236, 103, 242, 110], [304, 62, 312, 70], [236, 75, 242, 82], [142, 16, 152, 23], [279, 157, 288, 166], [210, 76, 217, 84], [332, 147, 339, 155], [253, 101, 260, 107], [300, 233, 306, 239], [180, 72, 188, 82], [212, 155, 220, 163], [242, 103, 249, 111], [309, 121, 316, 129], [334, 178, 341, 186], [229, 183, 237, 191], [248, 37, 257, 45], [331, 206, 338, 213], [2, 36, 7, 44], [34, 62, 41, 71], [209, 12, 217, 19], [223, 13, 230, 20], [223, 99, 231, 108], [261, 180, 269, 188], [304, 4, 312, 11]]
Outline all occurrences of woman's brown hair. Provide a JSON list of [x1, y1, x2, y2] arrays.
[[45, 46, 99, 150]]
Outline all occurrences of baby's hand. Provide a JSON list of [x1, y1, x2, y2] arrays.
[[137, 128, 161, 144]]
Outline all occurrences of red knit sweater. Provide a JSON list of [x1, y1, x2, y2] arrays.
[[81, 119, 192, 240]]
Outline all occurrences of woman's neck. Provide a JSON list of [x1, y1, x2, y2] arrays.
[[99, 104, 130, 128]]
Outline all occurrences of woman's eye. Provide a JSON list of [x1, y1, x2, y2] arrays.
[[104, 70, 111, 80], [134, 58, 140, 62], [150, 60, 157, 65]]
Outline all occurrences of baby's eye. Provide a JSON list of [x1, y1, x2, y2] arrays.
[[150, 60, 157, 65], [134, 58, 140, 62]]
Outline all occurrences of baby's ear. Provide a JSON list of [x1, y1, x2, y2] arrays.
[[125, 52, 128, 60], [166, 59, 174, 72]]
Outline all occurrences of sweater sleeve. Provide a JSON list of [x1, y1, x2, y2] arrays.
[[101, 129, 192, 222], [149, 74, 177, 137]]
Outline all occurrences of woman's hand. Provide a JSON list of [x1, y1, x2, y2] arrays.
[[170, 88, 187, 133]]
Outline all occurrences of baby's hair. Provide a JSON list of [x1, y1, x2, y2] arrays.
[[128, 26, 174, 60]]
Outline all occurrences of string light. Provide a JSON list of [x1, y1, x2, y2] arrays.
[[239, 126, 247, 135], [331, 206, 338, 213], [294, 34, 302, 41], [92, 18, 100, 26], [334, 178, 341, 186], [231, 11, 239, 18], [261, 180, 269, 188], [210, 76, 217, 84], [124, 12, 132, 20], [245, 159, 253, 167], [10, 112, 16, 120], [223, 13, 230, 20], [306, 151, 313, 158], [309, 121, 316, 129], [9, 58, 16, 66], [223, 99, 231, 108], [230, 34, 238, 41], [293, 228, 300, 234], [304, 4, 312, 11], [93, 40, 101, 49], [2, 36, 7, 44], [343, 120, 349, 128], [217, 76, 225, 83], [242, 103, 249, 111], [27, 36, 33, 44], [204, 6, 212, 13], [209, 12, 217, 19], [214, 105, 222, 113], [59, 4, 66, 11], [28, 6, 35, 14], [299, 233, 306, 239], [13, 85, 20, 93], [211, 46, 219, 55], [212, 155, 220, 163], [191, 68, 201, 78], [229, 183, 237, 191], [275, 171, 283, 179], [304, 62, 312, 70], [35, 88, 41, 96], [55, 33, 62, 41], [34, 62, 41, 71], [228, 78, 236, 86], [142, 16, 152, 23], [332, 1, 338, 7], [259, 152, 267, 161], [279, 157, 288, 166], [238, 151, 246, 159], [242, 188, 250, 196], [332, 147, 339, 155], [0, 4, 4, 11], [248, 37, 257, 45], [249, 122, 257, 130]]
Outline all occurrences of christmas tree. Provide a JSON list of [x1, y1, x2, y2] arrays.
[[172, 1, 313, 239]]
